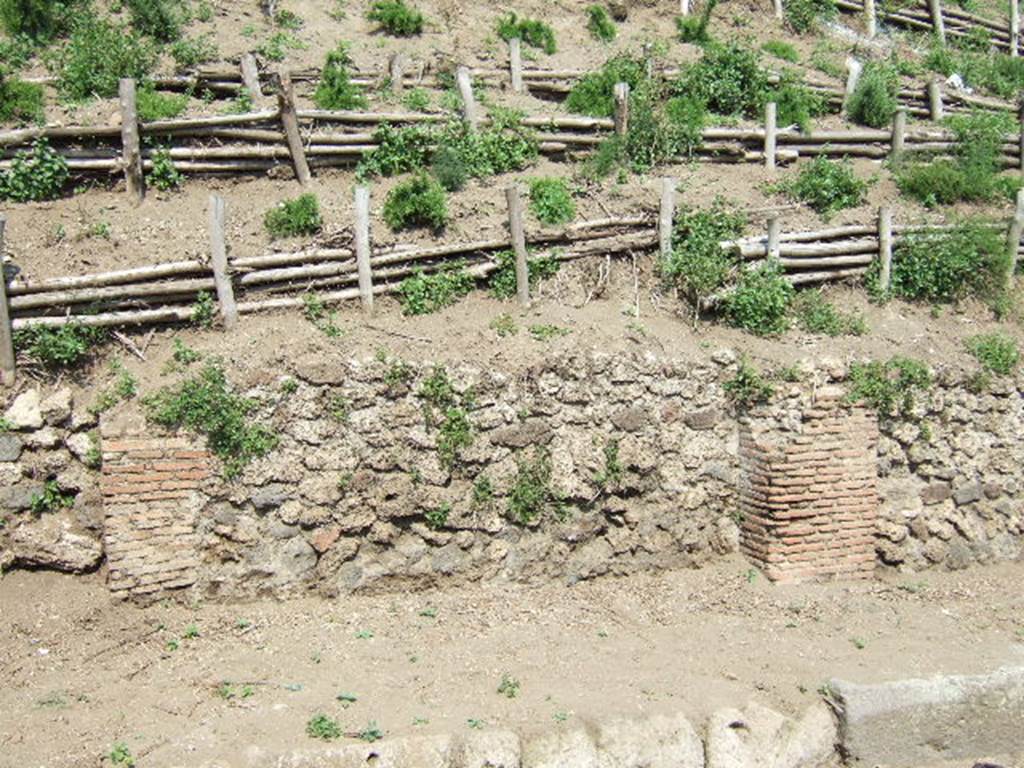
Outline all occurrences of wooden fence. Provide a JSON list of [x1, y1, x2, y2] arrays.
[[1, 181, 1021, 383]]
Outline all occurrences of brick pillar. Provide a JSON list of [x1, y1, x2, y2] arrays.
[[738, 387, 879, 583], [100, 410, 211, 599]]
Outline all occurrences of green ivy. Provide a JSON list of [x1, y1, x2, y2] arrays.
[[0, 138, 68, 201]]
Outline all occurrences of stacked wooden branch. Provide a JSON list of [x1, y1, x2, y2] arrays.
[[836, 0, 1019, 52]]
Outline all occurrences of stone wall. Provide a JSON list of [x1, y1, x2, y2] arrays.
[[0, 351, 1022, 599]]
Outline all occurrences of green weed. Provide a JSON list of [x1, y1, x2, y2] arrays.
[[383, 173, 448, 231], [587, 5, 616, 42], [529, 178, 575, 225], [49, 16, 156, 100], [489, 250, 561, 299], [772, 156, 869, 219], [792, 290, 867, 335], [147, 147, 182, 191], [846, 61, 897, 129], [966, 332, 1019, 374], [723, 358, 774, 408], [169, 34, 218, 68], [14, 322, 106, 369], [137, 85, 187, 121], [497, 674, 521, 698], [762, 40, 799, 62], [566, 53, 646, 118], [367, 0, 424, 36], [784, 0, 836, 33], [109, 742, 135, 767], [256, 30, 305, 62], [0, 70, 43, 125], [528, 324, 569, 341], [847, 356, 932, 419], [507, 448, 563, 523], [306, 714, 342, 741], [424, 503, 450, 530], [676, 0, 718, 44], [30, 479, 75, 514], [0, 138, 67, 201], [725, 260, 794, 336], [264, 193, 322, 238], [496, 12, 556, 54], [489, 313, 518, 336], [397, 264, 474, 314], [594, 439, 623, 489], [313, 42, 367, 110]]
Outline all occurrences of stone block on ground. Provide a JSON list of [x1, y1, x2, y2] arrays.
[[10, 513, 103, 573], [706, 702, 836, 768]]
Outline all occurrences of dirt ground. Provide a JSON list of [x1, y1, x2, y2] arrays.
[[1, 557, 1022, 767]]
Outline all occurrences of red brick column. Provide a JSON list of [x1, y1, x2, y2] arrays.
[[738, 387, 879, 583], [100, 411, 211, 599]]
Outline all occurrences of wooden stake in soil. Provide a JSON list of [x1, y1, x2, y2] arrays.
[[505, 185, 530, 307], [1004, 188, 1024, 289], [680, 0, 690, 15], [890, 109, 907, 161], [844, 57, 863, 104], [767, 216, 781, 261], [456, 66, 479, 132], [659, 178, 677, 261], [773, 0, 784, 20], [208, 195, 238, 330], [119, 78, 144, 204], [0, 217, 14, 386], [613, 82, 630, 137], [928, 0, 946, 44], [274, 69, 311, 185], [509, 38, 524, 93], [865, 0, 877, 38], [1012, 0, 1020, 57], [877, 206, 893, 293], [355, 185, 374, 314], [388, 53, 408, 94], [764, 101, 778, 170], [927, 79, 944, 121], [1018, 100, 1024, 172], [240, 54, 263, 102]]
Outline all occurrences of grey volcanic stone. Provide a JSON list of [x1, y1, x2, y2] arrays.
[[490, 419, 552, 448], [0, 435, 22, 462]]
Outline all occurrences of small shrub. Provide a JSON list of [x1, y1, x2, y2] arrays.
[[846, 357, 931, 419], [784, 0, 836, 33], [489, 313, 518, 337], [489, 250, 560, 299], [0, 70, 44, 125], [725, 261, 794, 336], [357, 123, 436, 179], [0, 138, 68, 201], [496, 12, 556, 55], [676, 0, 717, 44], [14, 322, 106, 369], [966, 332, 1019, 374], [147, 147, 183, 191], [566, 53, 646, 117], [367, 0, 424, 36], [925, 39, 1024, 100], [313, 42, 367, 110], [0, 0, 77, 42], [497, 674, 521, 698], [358, 722, 384, 743], [302, 293, 343, 338], [306, 714, 342, 741], [425, 502, 450, 529], [528, 324, 569, 341], [587, 4, 616, 42], [529, 178, 575, 225], [768, 75, 828, 132], [169, 34, 218, 69], [723, 358, 774, 409], [762, 40, 799, 63], [402, 87, 430, 111], [507, 448, 563, 523], [773, 156, 869, 219], [136, 85, 187, 121], [383, 173, 448, 231], [144, 362, 278, 478], [256, 30, 305, 62], [846, 61, 897, 129], [436, 408, 472, 468], [623, 84, 706, 172], [676, 41, 768, 118], [661, 200, 746, 325], [109, 741, 135, 767], [887, 222, 1004, 303], [472, 475, 494, 506], [792, 290, 867, 335], [594, 439, 623, 488], [50, 17, 157, 100], [125, 0, 183, 42], [274, 9, 303, 29], [398, 264, 474, 314], [29, 479, 75, 514], [192, 290, 215, 328], [264, 193, 322, 239]]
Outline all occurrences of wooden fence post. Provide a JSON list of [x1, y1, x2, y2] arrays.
[[767, 216, 781, 260], [0, 217, 14, 386], [1012, 0, 1020, 58], [927, 79, 944, 121], [388, 53, 408, 94], [928, 0, 946, 44], [208, 195, 238, 330], [764, 101, 777, 170], [1004, 188, 1024, 289], [119, 78, 144, 204], [890, 108, 906, 161], [240, 53, 263, 103], [844, 57, 863, 105], [865, 0, 877, 38], [275, 69, 310, 185], [505, 186, 530, 307], [509, 38, 524, 93], [456, 66, 478, 132], [1019, 100, 1024, 172], [659, 178, 677, 261], [680, 0, 690, 15], [613, 82, 630, 136], [355, 185, 374, 314], [878, 206, 893, 293], [774, 0, 784, 20]]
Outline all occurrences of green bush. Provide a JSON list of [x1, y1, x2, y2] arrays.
[[661, 200, 746, 325], [489, 250, 560, 299], [0, 69, 43, 124], [768, 74, 828, 132], [14, 322, 107, 369], [676, 0, 717, 44], [623, 85, 705, 172], [966, 332, 1019, 374], [676, 41, 768, 118], [725, 260, 794, 335], [136, 85, 187, 121], [125, 0, 183, 42], [925, 40, 1024, 100], [256, 30, 305, 62], [887, 221, 1004, 303], [762, 39, 799, 63], [784, 0, 836, 33], [367, 0, 424, 35], [773, 155, 869, 219], [264, 193, 322, 238], [397, 264, 474, 314], [0, 138, 68, 201], [587, 5, 616, 42], [846, 61, 897, 129], [0, 0, 77, 42], [383, 173, 448, 231], [507, 448, 563, 523], [496, 12, 556, 54], [147, 147, 182, 191], [723, 358, 775, 408], [528, 178, 575, 225], [792, 290, 867, 335], [846, 357, 931, 419], [357, 123, 436, 179], [144, 362, 277, 478], [565, 53, 646, 117], [313, 42, 367, 110], [169, 34, 218, 69], [50, 17, 157, 100]]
